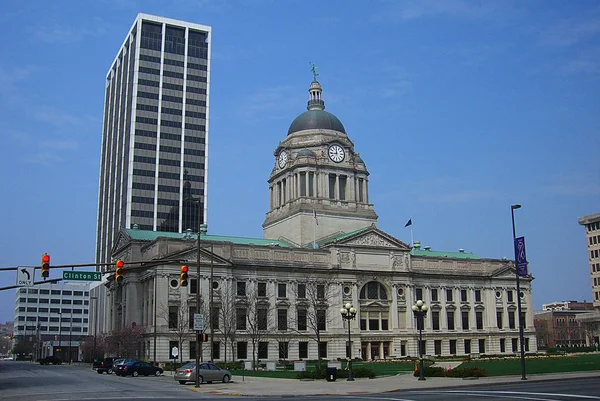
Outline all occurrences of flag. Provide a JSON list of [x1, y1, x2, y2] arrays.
[[313, 209, 319, 225], [404, 218, 412, 227]]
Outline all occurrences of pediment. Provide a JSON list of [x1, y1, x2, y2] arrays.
[[111, 230, 133, 256], [492, 266, 520, 279], [164, 246, 232, 268], [328, 226, 410, 250]]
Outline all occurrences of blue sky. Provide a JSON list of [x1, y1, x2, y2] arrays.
[[0, 0, 598, 323]]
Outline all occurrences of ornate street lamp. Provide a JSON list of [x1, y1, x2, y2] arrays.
[[340, 302, 357, 381], [412, 300, 428, 381]]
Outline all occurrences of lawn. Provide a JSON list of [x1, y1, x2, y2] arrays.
[[459, 354, 600, 376]]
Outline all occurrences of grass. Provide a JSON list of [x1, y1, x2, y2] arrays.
[[459, 354, 600, 376]]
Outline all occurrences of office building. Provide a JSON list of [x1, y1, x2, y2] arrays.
[[578, 212, 600, 308], [96, 13, 212, 265]]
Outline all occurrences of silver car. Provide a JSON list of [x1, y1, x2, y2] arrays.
[[174, 362, 231, 385]]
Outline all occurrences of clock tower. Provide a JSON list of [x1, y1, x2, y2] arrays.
[[263, 79, 378, 246]]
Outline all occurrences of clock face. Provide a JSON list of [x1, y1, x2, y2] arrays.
[[328, 144, 345, 163], [278, 151, 288, 168]]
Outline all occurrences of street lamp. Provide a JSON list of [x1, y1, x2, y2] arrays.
[[186, 196, 203, 388], [412, 299, 428, 381], [340, 302, 357, 381], [91, 296, 98, 367], [511, 204, 527, 381]]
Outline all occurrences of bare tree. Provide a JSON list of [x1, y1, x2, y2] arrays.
[[105, 325, 146, 357], [243, 285, 275, 371], [290, 277, 339, 368], [158, 302, 193, 364], [216, 280, 237, 365]]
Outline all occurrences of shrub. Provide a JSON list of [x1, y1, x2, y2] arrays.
[[296, 366, 375, 380], [414, 366, 487, 378]]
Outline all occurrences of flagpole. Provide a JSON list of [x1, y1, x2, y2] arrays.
[[411, 227, 414, 247], [313, 213, 316, 249]]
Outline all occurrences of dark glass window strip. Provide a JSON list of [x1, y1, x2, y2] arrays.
[[162, 95, 183, 103], [132, 210, 154, 218], [158, 171, 180, 180], [185, 123, 205, 131], [137, 103, 159, 112], [163, 70, 184, 79], [162, 107, 182, 115], [187, 74, 206, 83], [140, 66, 160, 75], [138, 91, 159, 100], [184, 161, 205, 169], [163, 83, 183, 91], [159, 158, 180, 167], [132, 182, 155, 191], [186, 98, 206, 106], [165, 26, 185, 55], [132, 196, 154, 204], [186, 86, 207, 94], [161, 132, 182, 141], [188, 62, 207, 71], [184, 135, 205, 144], [184, 148, 205, 156], [134, 142, 157, 151], [136, 224, 153, 230], [134, 155, 156, 164], [161, 120, 181, 128], [140, 54, 161, 63], [133, 169, 155, 177], [164, 58, 184, 67], [185, 111, 206, 119], [158, 198, 178, 206], [138, 79, 159, 88], [141, 21, 162, 51], [135, 129, 157, 138], [160, 145, 181, 154], [158, 184, 180, 193], [136, 116, 158, 125]]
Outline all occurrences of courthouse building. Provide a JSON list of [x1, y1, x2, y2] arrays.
[[103, 79, 537, 363]]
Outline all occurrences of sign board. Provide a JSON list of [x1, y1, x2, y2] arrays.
[[193, 313, 204, 331], [63, 271, 102, 281], [514, 236, 528, 277], [171, 346, 179, 358], [16, 267, 34, 287]]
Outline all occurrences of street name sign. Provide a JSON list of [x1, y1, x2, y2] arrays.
[[514, 236, 528, 277], [16, 267, 34, 287], [193, 313, 204, 331], [63, 271, 102, 281]]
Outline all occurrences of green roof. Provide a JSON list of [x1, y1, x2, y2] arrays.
[[125, 228, 296, 248], [411, 247, 480, 259], [315, 226, 370, 246]]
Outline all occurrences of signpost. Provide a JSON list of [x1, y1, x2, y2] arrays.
[[62, 271, 102, 281], [193, 313, 204, 331], [514, 236, 528, 277], [16, 267, 35, 287]]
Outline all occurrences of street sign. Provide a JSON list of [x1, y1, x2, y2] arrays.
[[171, 346, 179, 358], [514, 236, 528, 277], [193, 313, 204, 331], [62, 271, 102, 281], [16, 267, 34, 287]]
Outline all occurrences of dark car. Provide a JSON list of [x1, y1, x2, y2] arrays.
[[116, 360, 163, 377], [39, 355, 62, 365], [96, 357, 123, 374], [113, 358, 141, 376]]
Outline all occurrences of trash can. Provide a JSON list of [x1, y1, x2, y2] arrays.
[[326, 367, 337, 382]]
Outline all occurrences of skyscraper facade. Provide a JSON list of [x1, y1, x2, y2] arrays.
[[96, 14, 211, 265], [578, 212, 600, 308]]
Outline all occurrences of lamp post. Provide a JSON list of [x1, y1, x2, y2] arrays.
[[412, 300, 428, 381], [91, 296, 98, 367], [511, 204, 527, 381], [340, 302, 357, 381]]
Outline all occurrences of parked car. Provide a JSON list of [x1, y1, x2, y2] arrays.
[[96, 357, 124, 374], [39, 355, 62, 365], [115, 360, 163, 377], [113, 358, 140, 376], [174, 362, 231, 385]]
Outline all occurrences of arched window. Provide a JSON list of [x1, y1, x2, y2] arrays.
[[359, 282, 388, 300]]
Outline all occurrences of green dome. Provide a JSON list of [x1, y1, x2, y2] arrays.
[[288, 110, 346, 136], [355, 155, 365, 164]]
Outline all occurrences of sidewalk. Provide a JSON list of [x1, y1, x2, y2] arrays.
[[185, 370, 600, 397]]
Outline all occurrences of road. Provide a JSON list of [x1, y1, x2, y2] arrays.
[[1, 360, 600, 400]]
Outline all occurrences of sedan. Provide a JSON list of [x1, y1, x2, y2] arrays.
[[174, 362, 231, 384], [117, 360, 163, 377], [39, 355, 62, 365]]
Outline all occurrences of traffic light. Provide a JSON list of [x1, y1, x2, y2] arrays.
[[180, 265, 189, 287], [41, 253, 50, 279], [115, 260, 125, 284], [200, 333, 208, 342]]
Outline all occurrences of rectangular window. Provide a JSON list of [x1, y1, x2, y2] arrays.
[[328, 174, 336, 199], [299, 342, 308, 359], [191, 279, 198, 295], [297, 283, 306, 299], [237, 281, 246, 296], [461, 311, 469, 330], [258, 308, 268, 330], [339, 175, 346, 200], [464, 339, 471, 354], [278, 309, 288, 330], [212, 307, 219, 330], [300, 172, 307, 197], [431, 289, 438, 302], [258, 342, 268, 359], [500, 338, 506, 353], [169, 306, 178, 329], [449, 339, 457, 355], [434, 340, 442, 355], [258, 282, 267, 297], [381, 319, 389, 330], [278, 283, 287, 298], [236, 308, 247, 330], [212, 342, 220, 360], [432, 311, 440, 330], [317, 284, 325, 299], [475, 289, 482, 302], [237, 342, 248, 359], [497, 311, 503, 328], [461, 289, 468, 302], [317, 309, 326, 331], [318, 342, 327, 358], [297, 309, 307, 331], [507, 290, 514, 302], [368, 319, 379, 330], [308, 173, 314, 197], [358, 178, 364, 202], [525, 337, 530, 352], [189, 341, 196, 359], [446, 289, 453, 302], [360, 318, 367, 330], [447, 311, 455, 330], [478, 339, 485, 353], [512, 338, 518, 352], [279, 342, 289, 359], [476, 311, 483, 330], [415, 287, 423, 301], [508, 311, 516, 329]]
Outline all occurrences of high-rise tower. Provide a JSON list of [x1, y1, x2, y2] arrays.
[[96, 14, 211, 264], [578, 212, 600, 308]]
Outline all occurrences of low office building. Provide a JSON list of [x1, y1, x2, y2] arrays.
[[13, 282, 91, 361], [102, 78, 536, 363]]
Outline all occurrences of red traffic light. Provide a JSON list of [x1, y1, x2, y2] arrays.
[[42, 254, 50, 263], [115, 260, 125, 284], [180, 265, 189, 287], [181, 265, 189, 273], [41, 253, 50, 279], [116, 260, 125, 268]]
